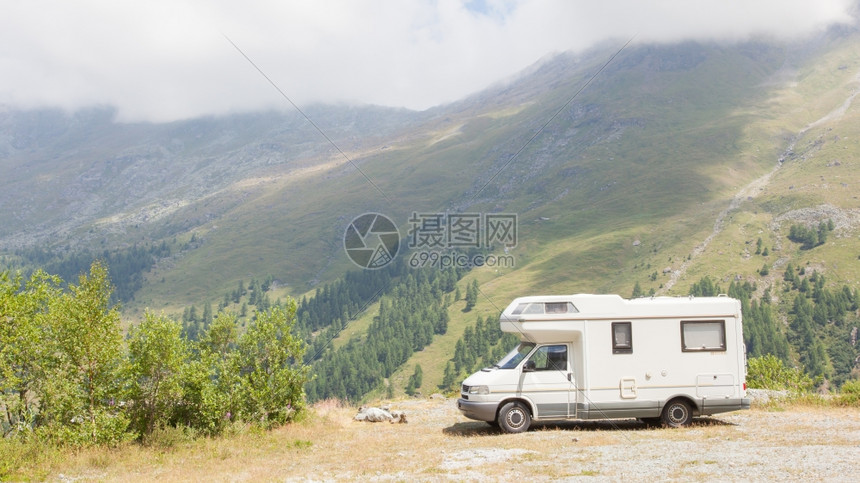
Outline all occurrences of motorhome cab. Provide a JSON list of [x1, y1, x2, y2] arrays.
[[457, 294, 750, 433]]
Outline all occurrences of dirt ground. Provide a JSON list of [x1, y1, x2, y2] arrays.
[[44, 397, 860, 482]]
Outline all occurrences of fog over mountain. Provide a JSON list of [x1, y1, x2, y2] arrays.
[[1, 0, 856, 122]]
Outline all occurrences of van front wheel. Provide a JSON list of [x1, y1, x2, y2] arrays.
[[661, 399, 692, 427], [498, 402, 531, 433]]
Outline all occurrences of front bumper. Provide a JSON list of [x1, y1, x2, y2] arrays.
[[457, 398, 498, 422]]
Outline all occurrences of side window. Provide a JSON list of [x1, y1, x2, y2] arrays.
[[528, 345, 568, 371], [545, 302, 579, 314], [612, 322, 633, 354], [523, 304, 545, 314], [681, 320, 726, 352]]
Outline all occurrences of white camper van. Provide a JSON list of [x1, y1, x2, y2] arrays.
[[457, 294, 750, 433]]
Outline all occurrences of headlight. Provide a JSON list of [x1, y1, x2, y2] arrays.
[[468, 385, 489, 395]]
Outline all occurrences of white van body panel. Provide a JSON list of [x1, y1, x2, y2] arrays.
[[457, 294, 750, 428]]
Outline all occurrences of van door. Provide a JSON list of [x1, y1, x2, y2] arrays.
[[518, 344, 574, 419]]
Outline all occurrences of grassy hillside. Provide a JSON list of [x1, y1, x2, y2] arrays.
[[131, 40, 798, 308]]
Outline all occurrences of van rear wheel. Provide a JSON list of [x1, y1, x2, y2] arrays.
[[498, 402, 531, 433], [661, 399, 692, 428]]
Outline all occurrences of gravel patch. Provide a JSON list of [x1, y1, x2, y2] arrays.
[[438, 448, 538, 470], [418, 398, 860, 482]]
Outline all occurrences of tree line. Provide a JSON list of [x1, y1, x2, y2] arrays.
[[12, 242, 171, 303], [304, 265, 459, 402]]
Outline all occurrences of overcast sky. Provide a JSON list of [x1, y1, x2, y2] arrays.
[[1, 0, 856, 122]]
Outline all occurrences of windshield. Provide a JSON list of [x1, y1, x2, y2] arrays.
[[495, 342, 535, 369]]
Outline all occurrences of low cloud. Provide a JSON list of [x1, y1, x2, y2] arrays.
[[0, 0, 855, 122]]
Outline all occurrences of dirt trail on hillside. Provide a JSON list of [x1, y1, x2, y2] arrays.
[[661, 77, 860, 294]]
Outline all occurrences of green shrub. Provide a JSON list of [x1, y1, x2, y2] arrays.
[[124, 312, 189, 437], [142, 423, 199, 448], [747, 355, 815, 393], [1, 263, 311, 450], [0, 436, 56, 481], [837, 379, 860, 406], [236, 303, 310, 428], [176, 312, 242, 436], [35, 410, 135, 448]]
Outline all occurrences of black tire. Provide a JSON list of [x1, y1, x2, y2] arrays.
[[661, 399, 693, 428], [498, 401, 531, 433]]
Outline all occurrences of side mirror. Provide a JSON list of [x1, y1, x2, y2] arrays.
[[522, 360, 536, 372]]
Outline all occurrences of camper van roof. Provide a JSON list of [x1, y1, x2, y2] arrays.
[[503, 294, 739, 320]]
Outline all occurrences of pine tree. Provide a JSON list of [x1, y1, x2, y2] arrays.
[[405, 364, 423, 396], [188, 305, 198, 323], [442, 361, 458, 389], [202, 301, 213, 329], [464, 280, 478, 311]]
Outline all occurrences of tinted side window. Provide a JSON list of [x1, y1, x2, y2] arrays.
[[612, 322, 633, 354]]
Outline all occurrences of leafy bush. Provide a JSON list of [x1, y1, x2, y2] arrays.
[[837, 379, 860, 406], [177, 312, 242, 435], [1, 261, 311, 456], [236, 303, 310, 427], [0, 436, 57, 481], [747, 355, 815, 393], [124, 312, 189, 437], [142, 423, 199, 449], [35, 410, 135, 448]]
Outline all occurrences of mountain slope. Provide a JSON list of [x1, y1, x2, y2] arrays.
[[2, 27, 860, 393]]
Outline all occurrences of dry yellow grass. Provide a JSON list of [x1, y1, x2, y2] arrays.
[[11, 398, 860, 481]]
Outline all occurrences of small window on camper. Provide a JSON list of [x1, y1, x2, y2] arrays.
[[511, 302, 579, 315], [681, 320, 726, 352], [511, 303, 530, 315], [545, 302, 579, 314], [523, 303, 545, 314], [612, 322, 633, 354]]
